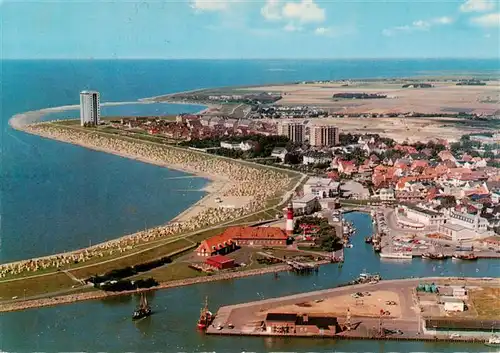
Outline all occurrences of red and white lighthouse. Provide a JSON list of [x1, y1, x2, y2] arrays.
[[285, 202, 294, 235]]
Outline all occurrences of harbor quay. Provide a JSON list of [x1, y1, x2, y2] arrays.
[[206, 277, 500, 342]]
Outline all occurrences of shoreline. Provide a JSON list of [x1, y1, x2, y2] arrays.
[[3, 113, 296, 277]]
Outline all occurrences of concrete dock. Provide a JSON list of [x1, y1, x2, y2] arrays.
[[206, 277, 500, 342]]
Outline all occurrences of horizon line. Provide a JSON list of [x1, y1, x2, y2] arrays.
[[2, 57, 500, 61]]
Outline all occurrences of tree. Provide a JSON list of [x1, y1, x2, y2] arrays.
[[440, 195, 456, 208]]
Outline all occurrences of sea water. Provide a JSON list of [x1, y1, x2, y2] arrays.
[[1, 59, 499, 351]]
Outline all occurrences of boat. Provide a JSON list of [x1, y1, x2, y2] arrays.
[[452, 253, 478, 260], [365, 236, 373, 244], [380, 252, 412, 259], [373, 244, 382, 252], [485, 335, 500, 347], [196, 296, 214, 330], [132, 292, 152, 321], [422, 253, 447, 260]]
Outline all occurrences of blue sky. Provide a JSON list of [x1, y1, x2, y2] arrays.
[[1, 0, 499, 59]]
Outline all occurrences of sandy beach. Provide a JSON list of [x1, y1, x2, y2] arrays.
[[3, 110, 294, 278]]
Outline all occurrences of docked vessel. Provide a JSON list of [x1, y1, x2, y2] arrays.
[[349, 271, 382, 285], [380, 252, 412, 259], [132, 292, 152, 321], [365, 236, 373, 244], [197, 297, 214, 330], [373, 244, 382, 252], [485, 335, 500, 347], [452, 253, 478, 260], [422, 253, 447, 260]]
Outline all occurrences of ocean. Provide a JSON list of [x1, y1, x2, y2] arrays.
[[1, 59, 499, 352]]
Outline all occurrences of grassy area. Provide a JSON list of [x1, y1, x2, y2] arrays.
[[3, 123, 303, 299], [0, 272, 77, 300], [70, 238, 194, 279], [130, 262, 205, 282], [470, 287, 500, 319]]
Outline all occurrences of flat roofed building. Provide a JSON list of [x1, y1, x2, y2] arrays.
[[264, 313, 339, 336], [292, 194, 320, 215], [438, 223, 477, 241], [309, 125, 339, 147], [424, 318, 500, 335], [399, 204, 446, 227], [205, 255, 235, 270], [442, 296, 465, 312], [80, 90, 100, 126], [303, 177, 340, 198]]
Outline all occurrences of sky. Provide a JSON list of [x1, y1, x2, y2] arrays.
[[1, 0, 499, 59]]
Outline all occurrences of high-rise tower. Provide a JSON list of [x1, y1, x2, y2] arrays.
[[80, 91, 100, 126]]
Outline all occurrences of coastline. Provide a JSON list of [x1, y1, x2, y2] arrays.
[[3, 110, 296, 277]]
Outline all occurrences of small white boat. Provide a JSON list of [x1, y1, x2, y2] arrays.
[[380, 252, 412, 259], [485, 335, 500, 347]]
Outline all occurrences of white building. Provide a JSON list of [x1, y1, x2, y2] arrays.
[[378, 188, 395, 201], [271, 147, 288, 161], [447, 210, 489, 232], [292, 194, 320, 215], [442, 296, 465, 312], [220, 141, 255, 151], [302, 151, 332, 165], [303, 177, 340, 199], [80, 91, 100, 126], [438, 209, 491, 241], [399, 204, 446, 227]]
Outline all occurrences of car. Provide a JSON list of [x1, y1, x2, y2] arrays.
[[450, 333, 461, 338]]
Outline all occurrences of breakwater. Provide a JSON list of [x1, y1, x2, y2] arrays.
[[0, 264, 292, 313]]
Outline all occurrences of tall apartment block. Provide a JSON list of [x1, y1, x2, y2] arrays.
[[309, 125, 339, 147], [278, 121, 305, 143], [80, 91, 100, 126]]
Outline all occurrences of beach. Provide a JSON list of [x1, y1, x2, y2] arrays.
[[3, 112, 294, 278]]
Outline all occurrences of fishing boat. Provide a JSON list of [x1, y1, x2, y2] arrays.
[[132, 292, 152, 321], [196, 297, 214, 330], [452, 253, 478, 260], [380, 252, 412, 259], [485, 335, 500, 347]]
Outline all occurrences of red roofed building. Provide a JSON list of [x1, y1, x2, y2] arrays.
[[205, 255, 235, 270], [411, 160, 429, 170], [394, 144, 418, 155], [196, 226, 289, 256]]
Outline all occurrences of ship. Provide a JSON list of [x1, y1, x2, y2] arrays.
[[197, 296, 214, 330], [452, 253, 478, 260], [132, 292, 152, 321], [365, 236, 373, 244], [422, 253, 447, 260], [380, 252, 412, 259], [485, 335, 500, 347], [373, 244, 382, 252]]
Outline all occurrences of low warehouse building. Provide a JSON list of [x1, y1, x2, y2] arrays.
[[264, 313, 339, 336], [196, 226, 290, 256], [442, 296, 465, 312], [424, 318, 500, 337], [205, 255, 235, 270]]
